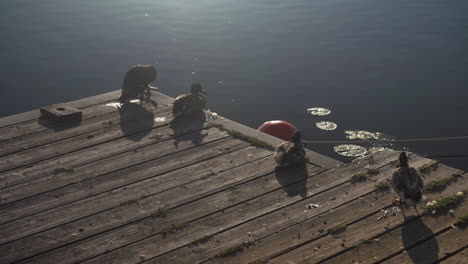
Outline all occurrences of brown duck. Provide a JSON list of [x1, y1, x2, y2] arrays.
[[172, 84, 207, 119], [274, 130, 306, 167], [391, 152, 424, 215], [118, 64, 157, 105]]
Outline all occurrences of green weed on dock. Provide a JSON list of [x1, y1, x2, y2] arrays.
[[425, 173, 463, 193], [210, 123, 275, 150]]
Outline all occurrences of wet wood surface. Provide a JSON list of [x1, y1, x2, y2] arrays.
[[0, 90, 466, 264]]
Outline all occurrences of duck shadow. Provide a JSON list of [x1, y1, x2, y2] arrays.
[[274, 163, 308, 198], [402, 216, 439, 264], [38, 117, 82, 131], [169, 111, 207, 148], [118, 102, 155, 141]]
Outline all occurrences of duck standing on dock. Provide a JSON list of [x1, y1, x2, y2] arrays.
[[118, 64, 157, 105], [274, 130, 306, 167], [391, 152, 425, 216], [172, 84, 207, 120]]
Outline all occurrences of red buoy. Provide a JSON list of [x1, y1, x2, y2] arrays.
[[257, 120, 298, 141]]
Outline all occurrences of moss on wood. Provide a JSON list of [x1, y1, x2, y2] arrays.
[[189, 234, 214, 247], [210, 123, 275, 151], [150, 207, 167, 219], [53, 167, 74, 175], [119, 198, 139, 206], [350, 173, 368, 183], [366, 168, 380, 176], [454, 213, 468, 228], [418, 161, 440, 175], [213, 241, 255, 258], [161, 223, 188, 238], [426, 173, 463, 193], [375, 181, 391, 192], [425, 194, 464, 214], [328, 225, 347, 235]]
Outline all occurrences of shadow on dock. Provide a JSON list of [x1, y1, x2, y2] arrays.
[[274, 163, 309, 198], [38, 117, 82, 131], [170, 111, 207, 148], [402, 216, 439, 264], [119, 102, 154, 141]]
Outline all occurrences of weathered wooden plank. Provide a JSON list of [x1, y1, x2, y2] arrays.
[[0, 134, 239, 244], [5, 151, 279, 264], [0, 91, 174, 143], [193, 157, 440, 264], [323, 181, 467, 264], [0, 127, 229, 221], [0, 109, 41, 130], [0, 110, 174, 193], [147, 151, 416, 264], [380, 225, 468, 264], [319, 174, 467, 264], [78, 152, 398, 264], [0, 99, 168, 159], [0, 105, 172, 174], [0, 120, 176, 190], [0, 144, 270, 263], [440, 248, 467, 264], [0, 90, 120, 128], [0, 104, 112, 142], [207, 116, 341, 168], [50, 161, 321, 264], [3, 89, 464, 264], [269, 168, 467, 264], [0, 92, 196, 189]]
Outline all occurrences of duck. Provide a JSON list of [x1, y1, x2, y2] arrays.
[[391, 152, 424, 215], [172, 84, 207, 119], [274, 130, 306, 167], [118, 64, 157, 105]]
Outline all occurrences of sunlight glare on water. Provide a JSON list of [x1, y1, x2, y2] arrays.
[[104, 100, 141, 108], [1, 0, 468, 170]]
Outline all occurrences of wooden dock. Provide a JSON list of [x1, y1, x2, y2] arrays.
[[0, 90, 466, 264]]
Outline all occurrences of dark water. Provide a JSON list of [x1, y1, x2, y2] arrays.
[[1, 0, 467, 170]]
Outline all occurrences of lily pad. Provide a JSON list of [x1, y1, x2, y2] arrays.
[[307, 107, 331, 116], [316, 121, 337, 131], [334, 144, 367, 157], [368, 146, 394, 154], [345, 130, 394, 141]]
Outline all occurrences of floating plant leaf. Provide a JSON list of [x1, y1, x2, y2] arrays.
[[368, 146, 394, 154], [316, 121, 337, 131], [307, 107, 331, 116], [334, 144, 367, 157], [345, 130, 394, 141]]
